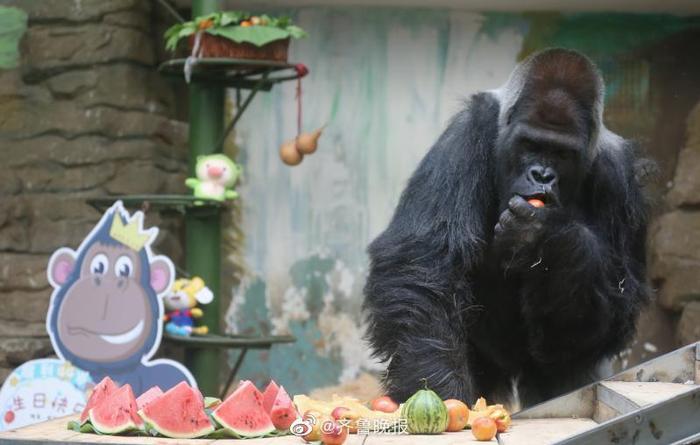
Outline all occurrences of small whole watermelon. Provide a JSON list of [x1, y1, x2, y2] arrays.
[[401, 381, 448, 434]]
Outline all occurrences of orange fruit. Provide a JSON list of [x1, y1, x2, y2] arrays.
[[471, 417, 497, 441], [527, 198, 545, 208], [444, 399, 469, 432], [240, 20, 252, 27], [198, 18, 213, 30]]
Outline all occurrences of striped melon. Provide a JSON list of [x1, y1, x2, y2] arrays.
[[401, 384, 448, 434]]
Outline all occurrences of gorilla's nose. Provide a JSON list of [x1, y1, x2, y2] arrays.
[[528, 165, 558, 186], [93, 276, 102, 287]]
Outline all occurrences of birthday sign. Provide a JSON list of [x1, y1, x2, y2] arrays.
[[0, 359, 92, 430]]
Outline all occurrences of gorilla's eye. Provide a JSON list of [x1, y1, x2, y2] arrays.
[[115, 256, 134, 278], [90, 254, 109, 275]]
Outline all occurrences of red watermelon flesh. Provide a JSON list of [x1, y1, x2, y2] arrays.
[[270, 385, 298, 430], [262, 380, 280, 413], [89, 384, 142, 434], [80, 376, 117, 424], [213, 381, 275, 437], [136, 386, 163, 410], [139, 381, 214, 439]]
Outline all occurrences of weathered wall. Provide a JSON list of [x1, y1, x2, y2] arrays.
[[0, 1, 187, 382], [0, 1, 699, 399], [227, 9, 700, 395], [651, 102, 700, 345]]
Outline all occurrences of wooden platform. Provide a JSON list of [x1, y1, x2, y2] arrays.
[[0, 416, 593, 445], [2, 342, 698, 445]]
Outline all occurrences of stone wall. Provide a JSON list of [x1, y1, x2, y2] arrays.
[[651, 101, 700, 345], [0, 1, 188, 381]]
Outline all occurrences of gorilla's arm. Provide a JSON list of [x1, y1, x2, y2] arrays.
[[495, 145, 649, 368], [364, 93, 499, 402]]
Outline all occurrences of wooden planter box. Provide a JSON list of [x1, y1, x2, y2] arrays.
[[189, 33, 290, 62]]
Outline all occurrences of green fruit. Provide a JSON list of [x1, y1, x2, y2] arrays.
[[401, 381, 448, 434]]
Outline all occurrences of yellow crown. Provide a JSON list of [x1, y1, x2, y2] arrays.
[[109, 212, 154, 251]]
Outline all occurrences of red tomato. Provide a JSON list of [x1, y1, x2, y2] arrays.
[[370, 396, 399, 413]]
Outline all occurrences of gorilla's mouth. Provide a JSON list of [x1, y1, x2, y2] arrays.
[[99, 320, 145, 345], [525, 193, 548, 203], [522, 191, 560, 207]]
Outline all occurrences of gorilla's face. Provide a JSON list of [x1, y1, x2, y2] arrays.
[[495, 87, 592, 212]]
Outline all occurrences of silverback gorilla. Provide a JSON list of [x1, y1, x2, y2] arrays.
[[363, 49, 650, 408]]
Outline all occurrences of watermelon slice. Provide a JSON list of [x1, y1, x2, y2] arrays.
[[80, 376, 117, 424], [139, 381, 214, 439], [212, 380, 275, 437], [89, 384, 143, 434], [262, 380, 280, 413], [136, 386, 163, 410], [269, 385, 298, 431]]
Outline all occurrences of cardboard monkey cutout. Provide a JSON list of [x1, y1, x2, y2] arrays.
[[1, 201, 195, 430], [45, 201, 195, 394]]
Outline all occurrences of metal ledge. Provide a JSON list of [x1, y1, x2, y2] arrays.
[[158, 57, 307, 89], [87, 194, 226, 217]]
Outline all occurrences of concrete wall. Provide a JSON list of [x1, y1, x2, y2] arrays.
[[0, 1, 188, 381]]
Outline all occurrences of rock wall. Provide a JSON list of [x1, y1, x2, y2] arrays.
[[0, 1, 187, 381], [651, 101, 700, 345]]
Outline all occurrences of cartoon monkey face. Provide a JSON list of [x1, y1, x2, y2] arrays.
[[55, 243, 154, 363]]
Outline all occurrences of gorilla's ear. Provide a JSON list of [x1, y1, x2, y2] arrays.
[[374, 93, 499, 269], [498, 49, 604, 144]]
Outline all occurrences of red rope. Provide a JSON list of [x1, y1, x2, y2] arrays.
[[294, 64, 309, 137]]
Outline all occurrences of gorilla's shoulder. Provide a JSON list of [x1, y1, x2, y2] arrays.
[[595, 129, 656, 188]]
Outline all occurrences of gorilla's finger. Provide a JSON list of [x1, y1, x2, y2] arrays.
[[499, 209, 516, 228], [494, 223, 504, 236], [509, 196, 538, 219]]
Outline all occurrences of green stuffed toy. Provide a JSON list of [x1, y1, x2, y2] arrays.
[[185, 154, 242, 202]]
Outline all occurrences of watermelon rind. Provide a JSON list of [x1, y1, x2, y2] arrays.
[[212, 381, 276, 438], [138, 382, 214, 439]]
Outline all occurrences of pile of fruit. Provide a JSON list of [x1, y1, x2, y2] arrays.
[[69, 377, 299, 439], [68, 377, 511, 443]]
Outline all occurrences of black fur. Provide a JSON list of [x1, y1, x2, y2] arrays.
[[363, 52, 649, 407]]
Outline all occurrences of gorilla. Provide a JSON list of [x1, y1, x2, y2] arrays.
[[363, 48, 650, 408]]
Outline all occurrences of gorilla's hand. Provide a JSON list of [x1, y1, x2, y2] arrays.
[[493, 196, 549, 267]]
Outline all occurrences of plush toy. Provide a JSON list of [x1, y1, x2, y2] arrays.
[[185, 154, 242, 202], [163, 276, 214, 336]]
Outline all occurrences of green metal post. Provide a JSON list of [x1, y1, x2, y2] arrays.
[[186, 0, 224, 396]]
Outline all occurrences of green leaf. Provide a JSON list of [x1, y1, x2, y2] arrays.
[[208, 25, 290, 47], [220, 11, 246, 26], [164, 22, 196, 51], [286, 25, 307, 39], [0, 6, 27, 69]]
